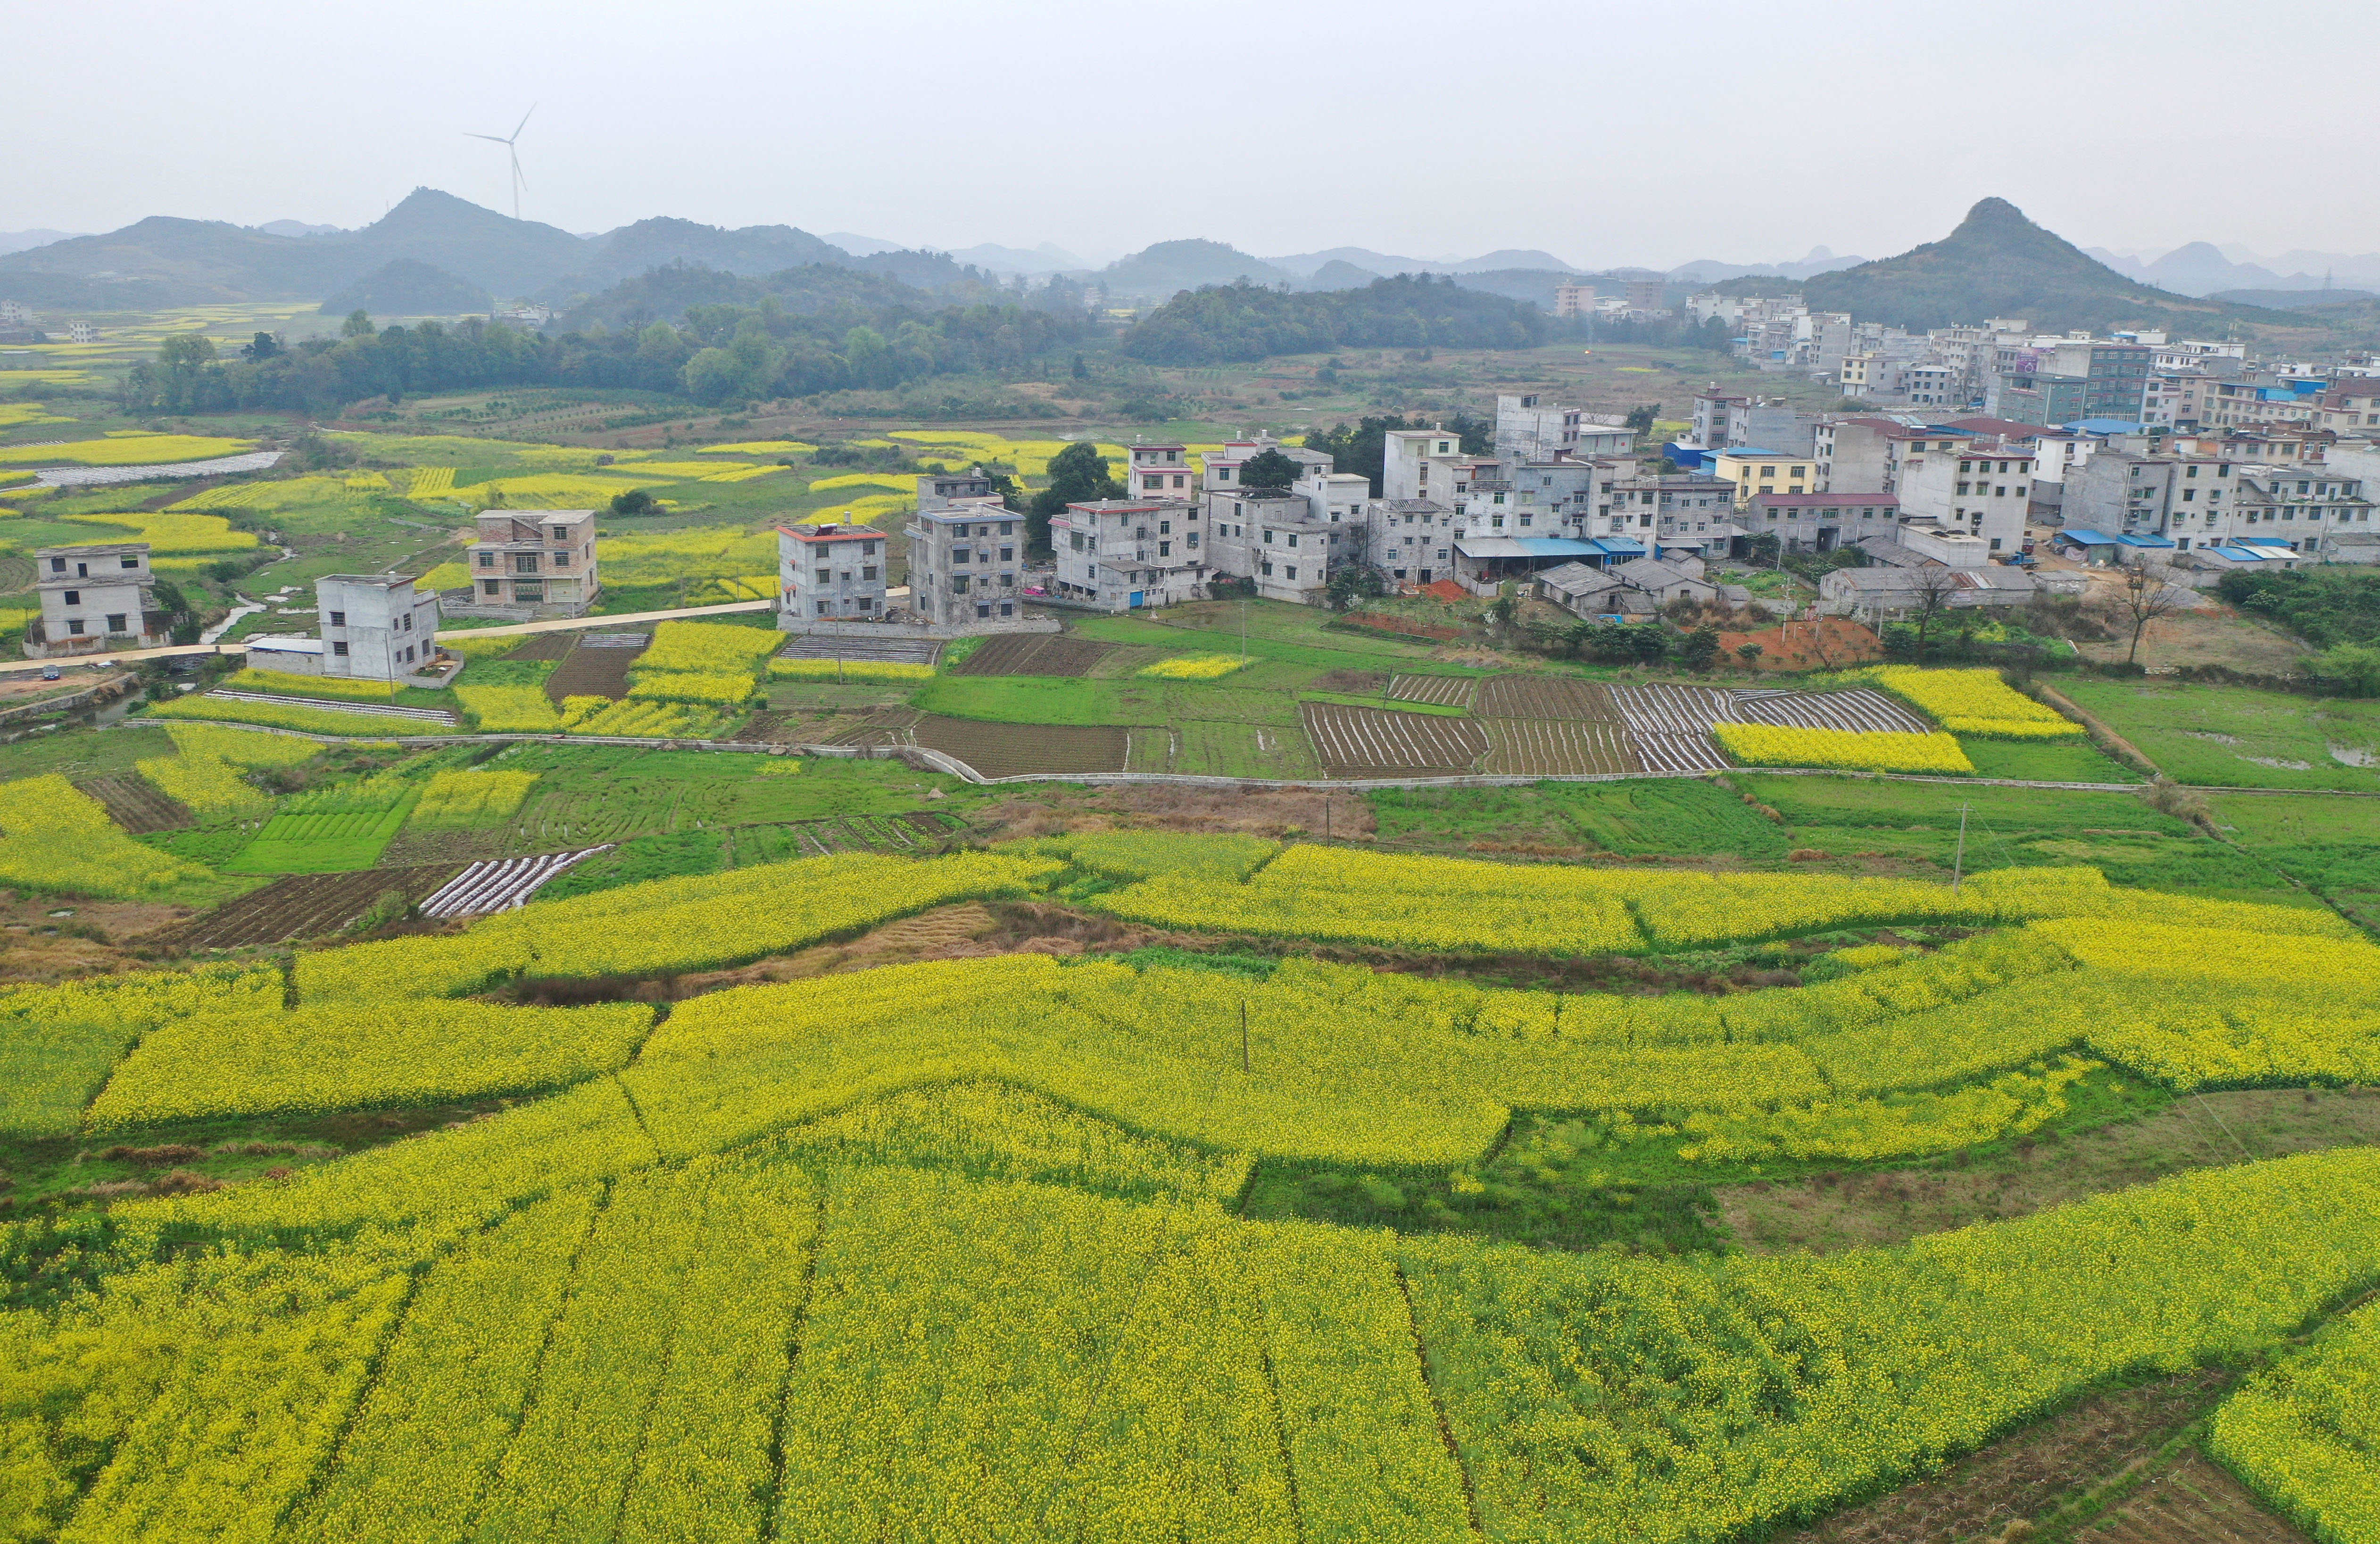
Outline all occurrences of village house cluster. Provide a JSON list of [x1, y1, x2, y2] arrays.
[[724, 298, 2380, 638]]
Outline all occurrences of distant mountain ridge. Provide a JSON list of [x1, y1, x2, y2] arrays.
[[0, 190, 987, 310], [1801, 198, 2288, 334]]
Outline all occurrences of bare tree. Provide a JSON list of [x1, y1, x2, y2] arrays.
[[1904, 564, 1963, 654], [2115, 557, 2189, 664]]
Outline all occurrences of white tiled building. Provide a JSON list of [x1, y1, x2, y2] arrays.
[[28, 543, 165, 658], [908, 503, 1028, 625], [1051, 498, 1205, 610], [779, 522, 888, 623], [246, 573, 440, 679]]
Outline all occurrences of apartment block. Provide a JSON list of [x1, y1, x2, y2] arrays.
[[1494, 394, 1634, 462]]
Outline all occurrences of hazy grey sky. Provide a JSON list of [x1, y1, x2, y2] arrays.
[[12, 0, 2379, 266]]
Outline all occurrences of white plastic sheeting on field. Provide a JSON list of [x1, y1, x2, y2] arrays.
[[419, 845, 614, 918]]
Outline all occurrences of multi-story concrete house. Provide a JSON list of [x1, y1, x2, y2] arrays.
[[1895, 440, 2039, 555], [1494, 394, 1634, 462], [1201, 436, 1330, 495], [909, 503, 1028, 625], [1380, 427, 1469, 503], [1708, 448, 1817, 507], [1687, 393, 1821, 455], [1050, 498, 1204, 611], [247, 573, 440, 679], [1742, 493, 1900, 554], [915, 467, 997, 511], [2065, 451, 2241, 547], [28, 543, 165, 658], [1123, 443, 1199, 500], [779, 521, 889, 624], [2204, 376, 2327, 430], [2229, 466, 2376, 553], [1202, 490, 1340, 604], [1369, 499, 1453, 586], [464, 510, 598, 614], [1599, 473, 1735, 545], [1815, 418, 1977, 498]]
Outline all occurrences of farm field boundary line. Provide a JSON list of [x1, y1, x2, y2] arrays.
[[93, 720, 2162, 790]]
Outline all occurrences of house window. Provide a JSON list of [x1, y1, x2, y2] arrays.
[[105, 613, 126, 633], [862, 566, 878, 581], [332, 641, 348, 656], [815, 568, 831, 584], [1261, 561, 1274, 576], [119, 556, 140, 570], [1285, 565, 1298, 580], [482, 580, 501, 596], [478, 552, 495, 568], [65, 619, 83, 635], [554, 551, 570, 566], [513, 554, 539, 574], [61, 590, 78, 606], [816, 600, 832, 616]]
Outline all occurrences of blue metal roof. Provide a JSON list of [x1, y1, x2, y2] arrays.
[[2059, 529, 2118, 545], [1516, 537, 1598, 557], [2214, 545, 2267, 561], [2239, 537, 2296, 547], [2116, 533, 2176, 547], [1591, 537, 1648, 555]]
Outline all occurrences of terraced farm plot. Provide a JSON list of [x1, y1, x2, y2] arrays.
[[1174, 719, 1324, 778], [543, 636, 648, 702], [777, 635, 940, 665], [1610, 683, 1737, 734], [203, 689, 456, 726], [1302, 702, 1490, 777], [151, 862, 463, 948], [820, 706, 924, 748], [1482, 717, 1642, 775], [732, 812, 965, 862], [1390, 674, 1479, 709], [1478, 675, 1620, 721], [75, 774, 192, 833], [912, 715, 1128, 778], [949, 633, 1113, 677], [1733, 687, 1929, 734], [1312, 669, 1390, 694]]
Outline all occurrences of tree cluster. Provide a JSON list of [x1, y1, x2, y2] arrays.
[[122, 285, 1100, 415], [1302, 413, 1491, 496], [1118, 276, 1560, 365]]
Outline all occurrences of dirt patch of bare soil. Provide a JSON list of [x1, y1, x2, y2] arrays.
[[0, 894, 196, 980], [968, 783, 1380, 841], [1312, 668, 1390, 694], [1718, 1087, 2380, 1255], [2074, 604, 2313, 676], [2072, 1451, 2313, 1544], [1782, 1372, 2242, 1544]]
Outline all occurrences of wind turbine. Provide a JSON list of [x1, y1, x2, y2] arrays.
[[467, 105, 536, 221]]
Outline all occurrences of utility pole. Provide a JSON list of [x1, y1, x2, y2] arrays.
[[1951, 801, 1970, 892]]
